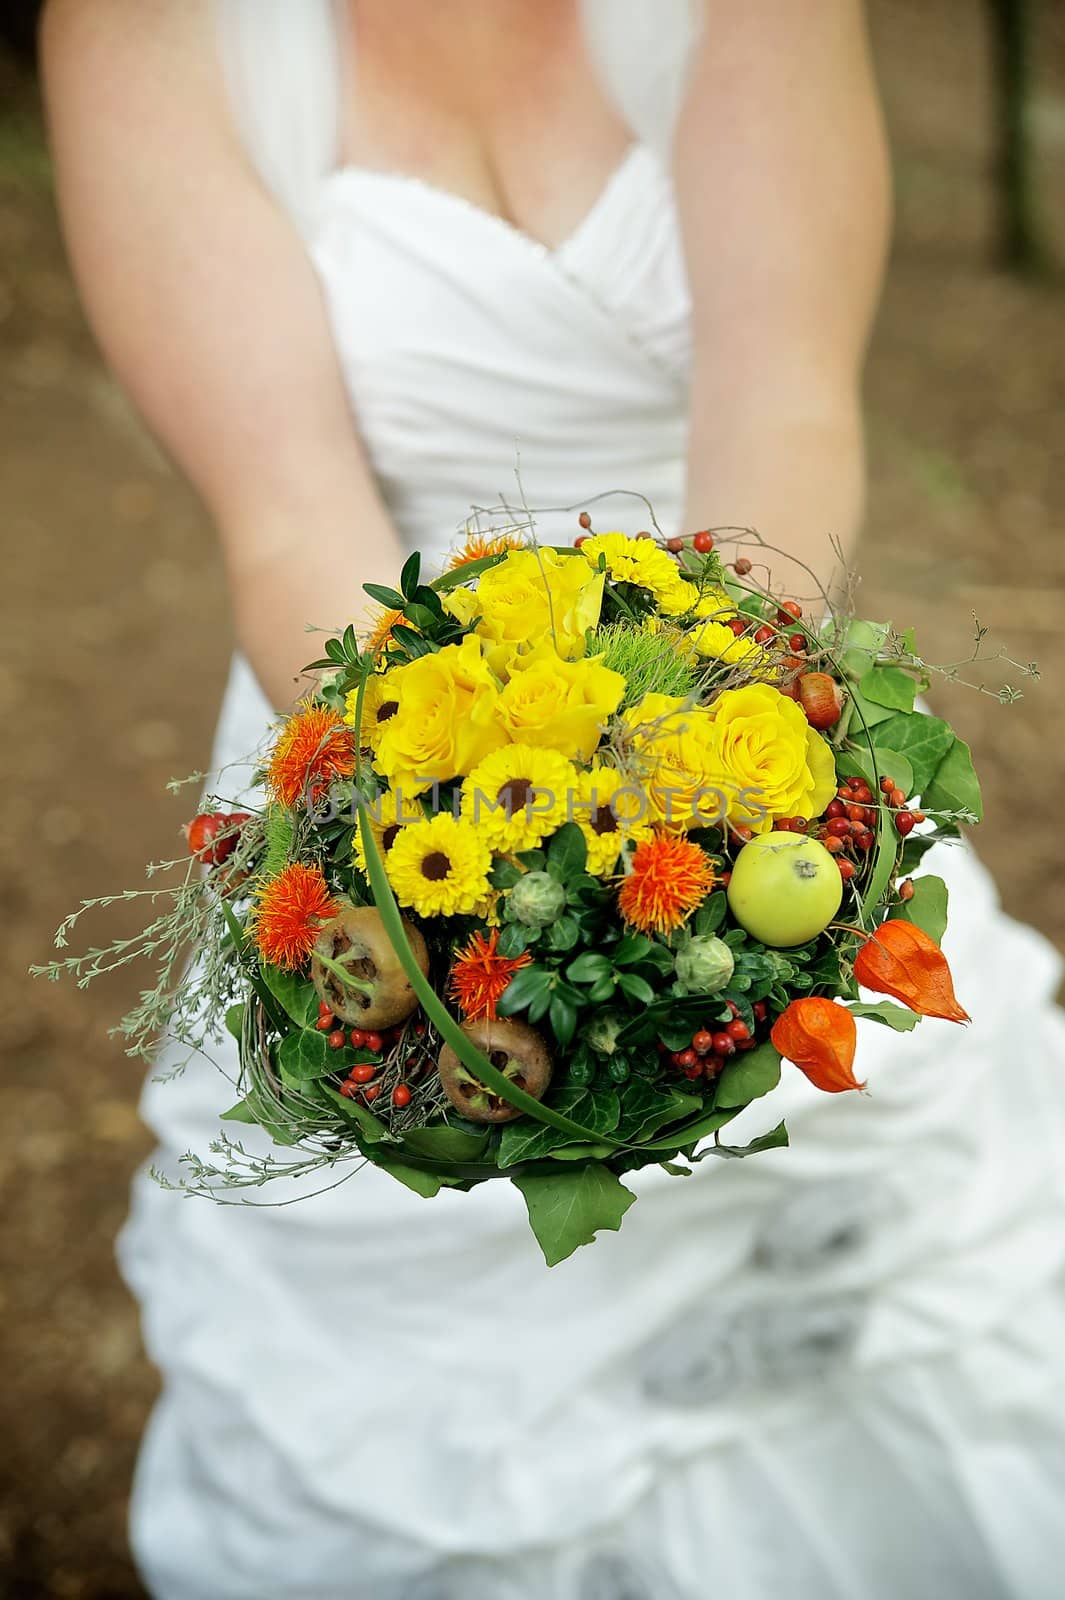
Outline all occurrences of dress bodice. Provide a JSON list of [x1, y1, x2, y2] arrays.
[[306, 143, 692, 561]]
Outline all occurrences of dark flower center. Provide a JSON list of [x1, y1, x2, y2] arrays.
[[381, 823, 401, 852], [421, 850, 452, 882], [497, 777, 533, 813], [376, 700, 399, 723], [591, 804, 619, 836]]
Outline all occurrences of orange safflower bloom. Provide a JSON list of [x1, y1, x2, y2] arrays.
[[249, 862, 337, 971], [854, 920, 970, 1023], [445, 527, 527, 571], [449, 928, 532, 1021], [266, 703, 357, 809], [771, 997, 863, 1093], [617, 832, 716, 935], [365, 605, 406, 659]]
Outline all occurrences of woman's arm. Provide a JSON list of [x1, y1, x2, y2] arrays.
[[673, 0, 891, 599], [40, 0, 405, 708]]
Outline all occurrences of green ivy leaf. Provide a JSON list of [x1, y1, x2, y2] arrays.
[[372, 1156, 443, 1198], [616, 1078, 702, 1142], [922, 735, 983, 824], [856, 664, 920, 713], [866, 712, 955, 795], [497, 1088, 620, 1167], [542, 913, 581, 953], [896, 873, 949, 945], [220, 1096, 257, 1124], [224, 1004, 246, 1042], [259, 964, 320, 1029], [692, 1121, 789, 1161], [399, 1124, 490, 1163], [846, 1000, 919, 1031], [714, 1039, 782, 1108], [277, 1028, 339, 1080], [512, 1164, 637, 1266]]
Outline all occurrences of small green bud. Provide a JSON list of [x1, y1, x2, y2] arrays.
[[674, 934, 734, 995], [585, 1011, 626, 1056], [508, 871, 567, 929]]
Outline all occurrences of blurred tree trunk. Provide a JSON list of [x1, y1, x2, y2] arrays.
[[986, 0, 1049, 274]]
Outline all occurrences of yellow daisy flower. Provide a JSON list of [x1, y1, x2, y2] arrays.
[[461, 744, 578, 852], [571, 765, 655, 877], [689, 618, 766, 669], [353, 787, 421, 874], [344, 672, 401, 750], [385, 812, 492, 918], [580, 532, 699, 615]]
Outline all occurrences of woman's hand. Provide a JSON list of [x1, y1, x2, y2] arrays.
[[674, 1, 891, 602], [41, 0, 406, 708]]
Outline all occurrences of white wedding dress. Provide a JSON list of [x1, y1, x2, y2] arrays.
[[117, 5, 1065, 1596]]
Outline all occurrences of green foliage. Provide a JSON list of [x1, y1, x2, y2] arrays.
[[259, 964, 320, 1029], [512, 1164, 637, 1266], [895, 874, 949, 945], [846, 1001, 919, 1032], [714, 1039, 782, 1108], [588, 621, 696, 703]]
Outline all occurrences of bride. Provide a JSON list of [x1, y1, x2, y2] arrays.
[[42, 1, 1065, 1595]]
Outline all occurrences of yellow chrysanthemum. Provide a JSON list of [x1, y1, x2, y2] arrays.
[[461, 744, 578, 852], [343, 672, 400, 750], [571, 765, 655, 877], [579, 532, 699, 616], [688, 617, 766, 669], [385, 812, 492, 918], [692, 585, 738, 622], [353, 787, 421, 874]]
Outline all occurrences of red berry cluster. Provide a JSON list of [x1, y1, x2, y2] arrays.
[[800, 774, 925, 881], [876, 774, 925, 837], [316, 1000, 428, 1109], [658, 1000, 767, 1082]]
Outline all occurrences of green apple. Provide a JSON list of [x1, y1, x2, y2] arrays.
[[727, 833, 843, 948]]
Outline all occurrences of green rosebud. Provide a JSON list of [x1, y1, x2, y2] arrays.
[[674, 934, 734, 995], [508, 870, 567, 929], [585, 1010, 626, 1056]]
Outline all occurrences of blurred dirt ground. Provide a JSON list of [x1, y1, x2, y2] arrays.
[[2, 3, 1064, 1594]]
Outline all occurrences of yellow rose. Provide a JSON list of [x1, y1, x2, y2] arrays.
[[471, 548, 604, 664], [625, 693, 727, 829], [373, 633, 508, 793], [440, 585, 481, 630], [706, 683, 838, 831], [495, 644, 624, 761]]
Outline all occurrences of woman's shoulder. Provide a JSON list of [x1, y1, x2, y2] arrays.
[[40, 0, 224, 132]]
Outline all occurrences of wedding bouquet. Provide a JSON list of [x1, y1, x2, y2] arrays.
[[39, 517, 990, 1265]]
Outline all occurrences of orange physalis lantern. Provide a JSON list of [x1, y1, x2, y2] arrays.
[[771, 997, 864, 1093], [853, 920, 970, 1024]]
